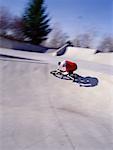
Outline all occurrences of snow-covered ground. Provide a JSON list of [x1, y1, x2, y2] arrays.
[[0, 47, 113, 150]]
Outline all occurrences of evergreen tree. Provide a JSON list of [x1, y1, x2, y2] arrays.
[[23, 0, 51, 44]]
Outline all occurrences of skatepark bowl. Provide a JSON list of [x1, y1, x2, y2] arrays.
[[0, 49, 113, 150]]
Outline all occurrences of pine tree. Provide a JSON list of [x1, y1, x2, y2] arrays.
[[23, 0, 51, 44]]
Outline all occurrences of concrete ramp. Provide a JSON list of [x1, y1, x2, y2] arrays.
[[53, 46, 113, 66], [64, 47, 95, 57], [53, 46, 96, 57]]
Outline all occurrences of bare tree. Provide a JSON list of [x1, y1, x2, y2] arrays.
[[0, 7, 12, 36], [11, 16, 24, 40], [73, 33, 94, 48], [72, 35, 81, 47], [46, 24, 68, 48], [97, 36, 113, 52], [0, 7, 25, 40]]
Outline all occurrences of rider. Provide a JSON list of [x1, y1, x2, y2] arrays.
[[58, 60, 77, 75]]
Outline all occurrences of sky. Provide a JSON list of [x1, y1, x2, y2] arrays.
[[1, 0, 113, 39]]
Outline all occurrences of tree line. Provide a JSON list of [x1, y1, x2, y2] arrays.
[[0, 0, 51, 44], [0, 0, 113, 52]]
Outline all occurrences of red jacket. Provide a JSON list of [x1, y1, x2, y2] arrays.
[[65, 60, 77, 72]]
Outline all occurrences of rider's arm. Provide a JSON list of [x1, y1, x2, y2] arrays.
[[59, 60, 66, 71]]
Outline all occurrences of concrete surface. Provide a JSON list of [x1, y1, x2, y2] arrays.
[[53, 46, 113, 66], [0, 51, 113, 150]]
